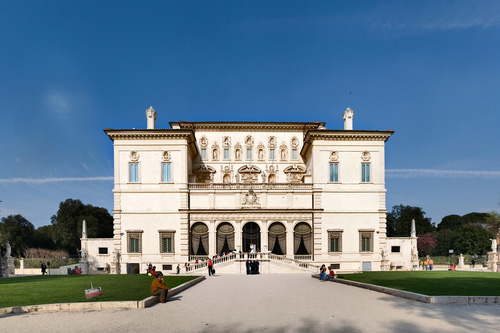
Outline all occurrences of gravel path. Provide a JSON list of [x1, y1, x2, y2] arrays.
[[3, 274, 499, 332]]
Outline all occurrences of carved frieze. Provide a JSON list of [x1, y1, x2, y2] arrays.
[[245, 135, 254, 148], [242, 189, 260, 207], [361, 151, 371, 161], [238, 165, 261, 183], [161, 151, 171, 161], [283, 165, 307, 183], [268, 136, 277, 148], [129, 151, 140, 161], [199, 136, 208, 148], [291, 136, 299, 148], [222, 136, 231, 148], [329, 151, 339, 162]]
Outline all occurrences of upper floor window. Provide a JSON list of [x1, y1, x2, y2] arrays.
[[129, 163, 139, 183], [201, 148, 207, 160], [246, 148, 252, 160], [361, 163, 371, 183], [329, 163, 339, 182], [162, 163, 171, 182], [292, 149, 298, 160], [269, 148, 275, 160], [224, 148, 229, 160]]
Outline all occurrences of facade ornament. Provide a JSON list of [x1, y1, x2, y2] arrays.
[[234, 143, 242, 160], [238, 165, 261, 183], [193, 165, 216, 183], [5, 241, 11, 257], [261, 171, 266, 182], [129, 151, 140, 162], [161, 151, 172, 161], [245, 135, 254, 148], [283, 165, 307, 183], [212, 142, 220, 161], [280, 144, 288, 160], [361, 151, 371, 161], [290, 136, 299, 148], [491, 239, 498, 253], [222, 136, 231, 148], [242, 189, 259, 206], [199, 136, 209, 148], [268, 136, 277, 148], [329, 151, 339, 162], [257, 143, 265, 160]]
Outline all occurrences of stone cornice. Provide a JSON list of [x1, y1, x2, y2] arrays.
[[170, 121, 325, 132], [104, 129, 198, 157], [301, 130, 394, 158]]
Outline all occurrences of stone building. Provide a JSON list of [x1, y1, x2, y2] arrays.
[[81, 107, 418, 274]]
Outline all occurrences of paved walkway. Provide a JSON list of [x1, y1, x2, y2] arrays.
[[3, 274, 500, 332]]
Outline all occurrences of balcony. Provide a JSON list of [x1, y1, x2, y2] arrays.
[[187, 183, 313, 190]]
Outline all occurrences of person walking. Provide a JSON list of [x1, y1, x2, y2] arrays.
[[208, 258, 213, 276], [428, 258, 434, 271], [41, 262, 47, 275]]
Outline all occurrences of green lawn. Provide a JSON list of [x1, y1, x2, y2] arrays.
[[337, 271, 500, 296], [0, 274, 198, 308]]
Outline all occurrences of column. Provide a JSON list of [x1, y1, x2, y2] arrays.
[[286, 220, 294, 258], [235, 220, 242, 252], [261, 220, 268, 253], [208, 220, 216, 258]]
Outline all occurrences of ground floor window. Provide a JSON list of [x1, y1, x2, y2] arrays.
[[159, 230, 175, 253], [328, 231, 342, 253], [294, 222, 312, 256], [190, 222, 209, 256], [268, 222, 286, 255], [359, 231, 373, 252], [217, 222, 235, 254], [127, 231, 143, 253]]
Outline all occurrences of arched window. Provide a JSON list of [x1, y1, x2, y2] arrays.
[[242, 222, 260, 252], [268, 222, 286, 255], [190, 222, 209, 256], [216, 223, 234, 255], [294, 222, 312, 256]]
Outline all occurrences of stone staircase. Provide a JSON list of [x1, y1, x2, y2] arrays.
[[185, 253, 321, 274]]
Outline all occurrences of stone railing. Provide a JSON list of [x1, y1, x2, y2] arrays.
[[188, 183, 313, 190], [185, 252, 320, 273], [268, 253, 320, 273]]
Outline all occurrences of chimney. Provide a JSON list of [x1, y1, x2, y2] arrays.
[[343, 107, 354, 130], [146, 106, 157, 129]]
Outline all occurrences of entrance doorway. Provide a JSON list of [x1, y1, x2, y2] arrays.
[[242, 222, 260, 252]]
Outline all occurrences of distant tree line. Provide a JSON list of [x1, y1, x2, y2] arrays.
[[387, 204, 500, 257], [0, 199, 113, 256]]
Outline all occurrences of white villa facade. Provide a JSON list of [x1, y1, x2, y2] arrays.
[[81, 107, 418, 274]]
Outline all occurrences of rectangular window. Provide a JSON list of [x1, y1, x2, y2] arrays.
[[162, 264, 173, 270], [329, 163, 339, 182], [269, 149, 275, 160], [361, 163, 370, 183], [246, 148, 252, 160], [162, 163, 171, 182], [98, 247, 108, 255], [159, 232, 175, 253], [360, 232, 373, 252], [292, 149, 298, 160], [224, 148, 229, 160], [130, 237, 140, 253], [391, 246, 401, 253], [201, 148, 207, 160], [331, 264, 340, 270], [328, 232, 342, 252], [129, 163, 139, 183], [127, 231, 142, 253]]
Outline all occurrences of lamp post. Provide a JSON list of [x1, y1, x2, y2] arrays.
[[449, 249, 454, 269]]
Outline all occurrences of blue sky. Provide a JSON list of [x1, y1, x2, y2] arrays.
[[1, 1, 499, 228]]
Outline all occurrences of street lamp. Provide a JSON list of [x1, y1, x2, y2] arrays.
[[449, 249, 454, 269]]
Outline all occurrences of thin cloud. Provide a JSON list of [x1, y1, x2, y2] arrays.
[[387, 169, 500, 178], [0, 177, 113, 184], [370, 1, 500, 33]]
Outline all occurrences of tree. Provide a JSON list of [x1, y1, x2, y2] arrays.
[[0, 214, 35, 256], [461, 212, 489, 226], [454, 224, 493, 255], [51, 199, 113, 254], [437, 215, 462, 231], [417, 233, 437, 256], [32, 225, 57, 250], [433, 229, 458, 256], [386, 205, 435, 237]]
